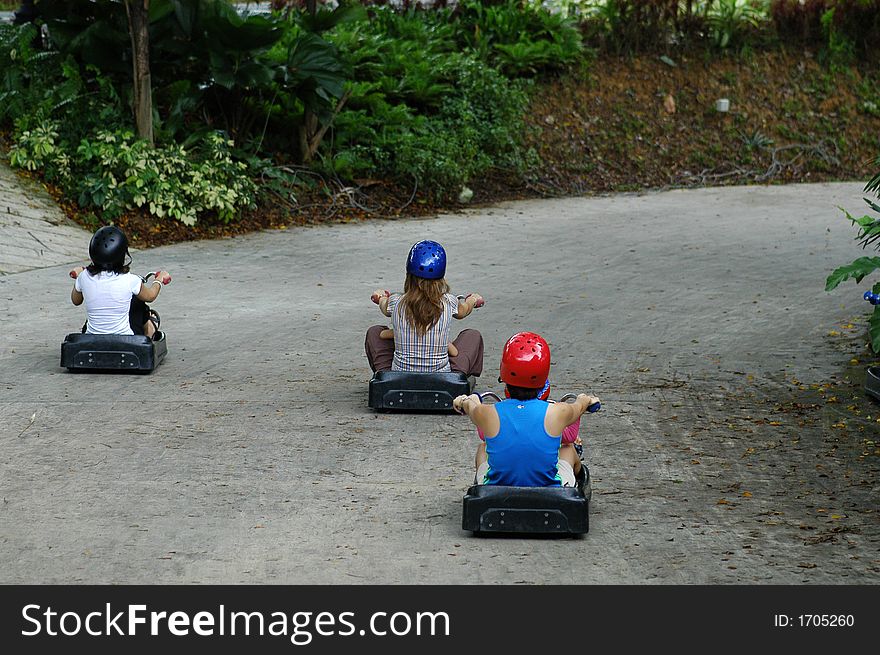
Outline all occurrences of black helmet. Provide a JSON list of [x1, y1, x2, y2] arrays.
[[89, 226, 129, 270]]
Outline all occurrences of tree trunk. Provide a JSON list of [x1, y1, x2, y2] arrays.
[[125, 0, 153, 145], [298, 111, 319, 163]]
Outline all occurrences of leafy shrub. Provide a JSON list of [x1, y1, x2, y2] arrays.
[[393, 57, 535, 195], [326, 50, 533, 197], [0, 23, 51, 124], [0, 23, 126, 137], [10, 124, 256, 225], [452, 0, 584, 75], [820, 7, 857, 66], [826, 161, 880, 351], [9, 121, 66, 173], [316, 6, 537, 196]]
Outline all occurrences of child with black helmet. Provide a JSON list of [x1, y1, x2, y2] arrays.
[[453, 332, 600, 487], [365, 240, 484, 377], [69, 226, 171, 339]]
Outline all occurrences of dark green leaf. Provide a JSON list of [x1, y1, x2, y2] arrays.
[[826, 257, 880, 291]]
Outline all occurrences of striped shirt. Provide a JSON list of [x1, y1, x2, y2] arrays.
[[389, 292, 459, 372]]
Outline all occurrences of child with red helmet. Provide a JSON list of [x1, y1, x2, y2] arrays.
[[453, 332, 600, 487], [474, 378, 583, 452], [365, 240, 484, 377], [69, 226, 171, 339]]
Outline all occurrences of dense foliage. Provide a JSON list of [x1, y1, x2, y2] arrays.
[[1, 0, 879, 225]]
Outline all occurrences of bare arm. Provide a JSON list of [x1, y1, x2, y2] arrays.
[[137, 280, 162, 302], [545, 394, 600, 436], [70, 266, 84, 305], [372, 289, 392, 317], [136, 270, 171, 302], [453, 293, 483, 319], [453, 394, 500, 437]]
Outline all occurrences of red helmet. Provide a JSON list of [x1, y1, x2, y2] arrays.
[[499, 332, 550, 389]]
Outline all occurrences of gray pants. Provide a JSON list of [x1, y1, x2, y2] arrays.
[[364, 325, 484, 376]]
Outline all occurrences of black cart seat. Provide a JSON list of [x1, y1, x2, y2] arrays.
[[61, 332, 167, 373], [462, 472, 591, 535], [368, 370, 473, 411]]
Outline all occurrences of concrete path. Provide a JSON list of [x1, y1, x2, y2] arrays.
[[0, 162, 91, 274], [0, 181, 878, 584]]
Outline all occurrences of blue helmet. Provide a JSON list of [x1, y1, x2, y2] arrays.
[[406, 240, 446, 279]]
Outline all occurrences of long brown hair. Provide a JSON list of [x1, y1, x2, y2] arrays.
[[400, 273, 450, 334]]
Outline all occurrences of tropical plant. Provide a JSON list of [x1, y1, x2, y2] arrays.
[[706, 0, 767, 49], [825, 162, 880, 351], [0, 22, 128, 139], [452, 0, 583, 75], [33, 0, 349, 154]]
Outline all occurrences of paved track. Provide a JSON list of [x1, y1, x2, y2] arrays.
[[1, 181, 878, 583]]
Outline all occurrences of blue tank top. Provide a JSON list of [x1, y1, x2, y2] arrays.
[[484, 398, 562, 487]]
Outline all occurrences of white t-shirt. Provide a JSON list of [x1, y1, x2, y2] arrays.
[[75, 270, 143, 335]]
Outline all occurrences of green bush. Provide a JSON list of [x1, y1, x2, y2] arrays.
[[326, 59, 534, 196], [10, 125, 256, 225], [452, 0, 584, 75], [0, 23, 126, 137], [3, 2, 566, 209], [311, 6, 540, 197], [824, 0, 880, 54], [579, 0, 683, 53]]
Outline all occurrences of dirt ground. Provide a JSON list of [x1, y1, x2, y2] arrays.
[[524, 49, 880, 196]]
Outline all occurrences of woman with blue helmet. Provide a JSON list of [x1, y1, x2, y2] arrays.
[[365, 240, 484, 376]]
